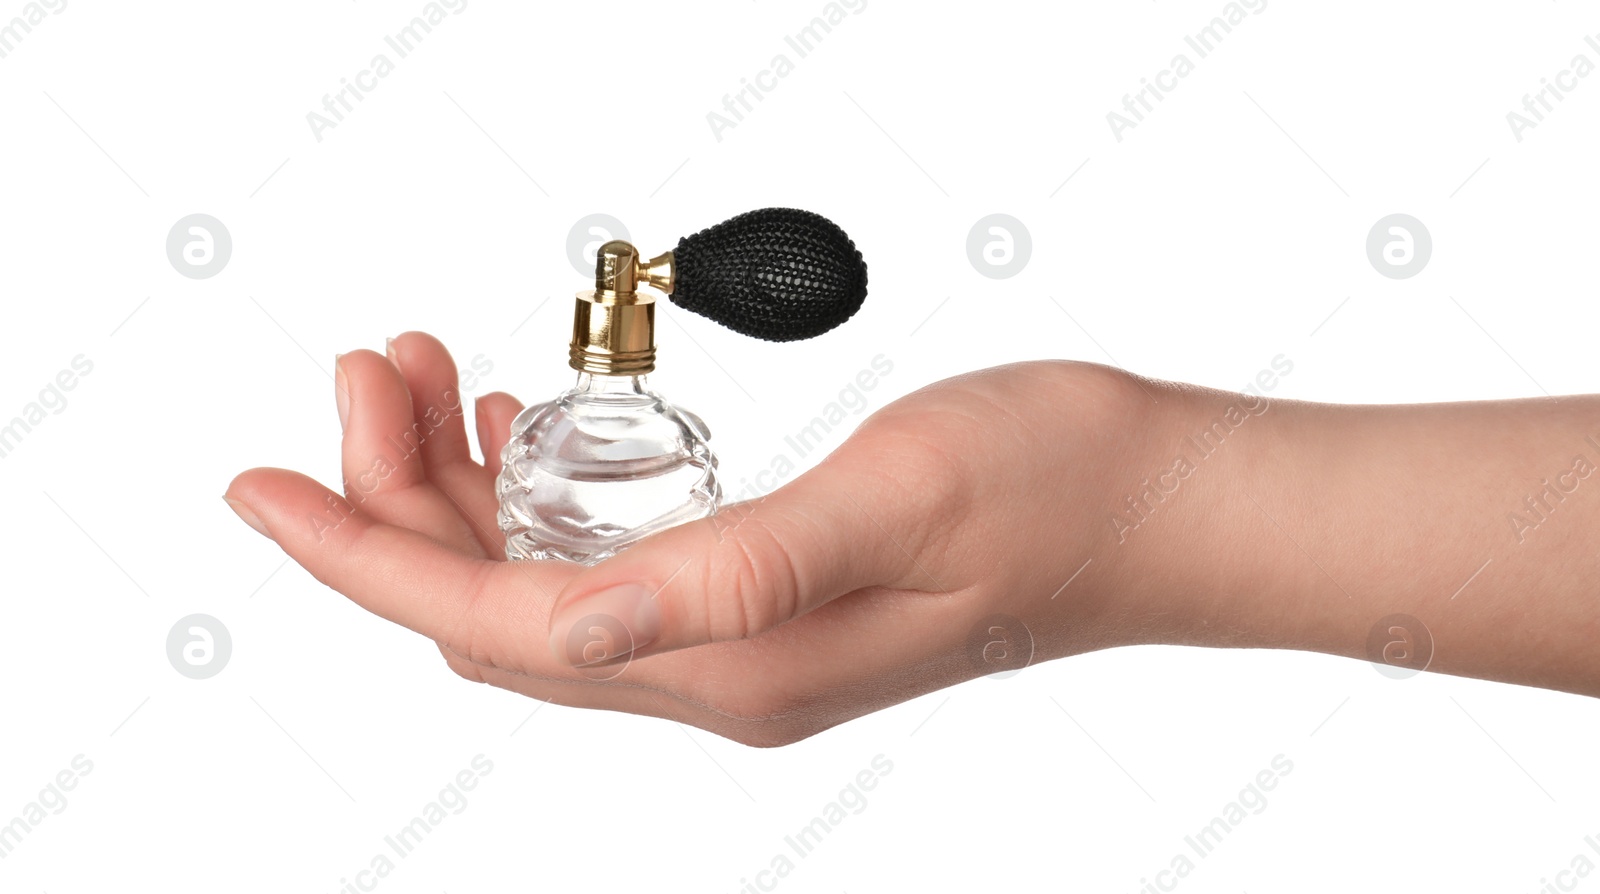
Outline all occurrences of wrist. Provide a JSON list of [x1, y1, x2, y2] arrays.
[[1074, 370, 1304, 653]]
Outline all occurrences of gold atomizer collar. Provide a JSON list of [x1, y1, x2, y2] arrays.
[[568, 241, 676, 375]]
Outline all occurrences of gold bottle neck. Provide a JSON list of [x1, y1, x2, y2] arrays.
[[568, 240, 675, 376], [568, 291, 656, 375]]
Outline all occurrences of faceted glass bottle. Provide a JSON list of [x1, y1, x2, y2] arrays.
[[496, 371, 720, 564]]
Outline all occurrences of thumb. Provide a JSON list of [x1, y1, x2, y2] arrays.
[[545, 459, 930, 667]]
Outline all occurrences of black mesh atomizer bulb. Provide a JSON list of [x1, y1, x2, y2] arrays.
[[496, 208, 870, 564]]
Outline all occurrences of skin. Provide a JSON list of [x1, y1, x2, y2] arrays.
[[224, 331, 1600, 747]]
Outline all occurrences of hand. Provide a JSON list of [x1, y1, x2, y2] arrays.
[[225, 332, 1159, 745], [227, 332, 1600, 743]]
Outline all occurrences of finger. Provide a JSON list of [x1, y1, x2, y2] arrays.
[[339, 349, 426, 491], [475, 392, 525, 477], [227, 467, 574, 646], [435, 641, 679, 717], [385, 332, 506, 554], [339, 350, 482, 554], [545, 439, 951, 666], [385, 331, 474, 473]]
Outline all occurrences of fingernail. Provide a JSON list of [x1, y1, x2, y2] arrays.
[[549, 583, 661, 667], [334, 355, 350, 431], [385, 337, 398, 366], [223, 496, 270, 538]]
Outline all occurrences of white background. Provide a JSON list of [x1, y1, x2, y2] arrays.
[[3, 1, 1599, 891]]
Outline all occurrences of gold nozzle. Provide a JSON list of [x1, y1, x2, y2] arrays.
[[568, 241, 676, 375], [639, 250, 674, 293]]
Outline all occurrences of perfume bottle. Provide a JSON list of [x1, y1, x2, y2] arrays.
[[496, 208, 869, 564]]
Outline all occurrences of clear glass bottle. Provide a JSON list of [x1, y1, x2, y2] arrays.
[[497, 371, 718, 564], [496, 240, 720, 564]]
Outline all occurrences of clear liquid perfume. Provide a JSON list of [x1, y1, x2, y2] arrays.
[[498, 240, 718, 564], [496, 208, 869, 564]]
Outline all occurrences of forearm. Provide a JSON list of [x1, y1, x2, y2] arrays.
[[1117, 381, 1600, 695]]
